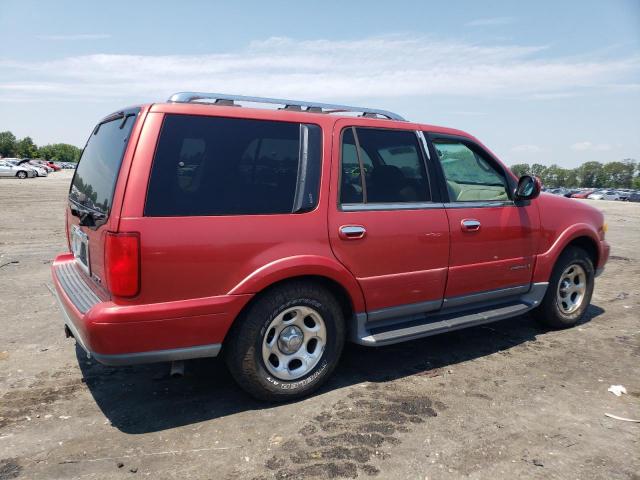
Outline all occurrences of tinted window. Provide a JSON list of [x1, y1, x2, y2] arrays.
[[69, 111, 138, 215], [432, 139, 509, 202], [340, 128, 430, 204], [145, 115, 321, 216]]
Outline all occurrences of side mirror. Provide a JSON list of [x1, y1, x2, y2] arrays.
[[514, 175, 541, 201]]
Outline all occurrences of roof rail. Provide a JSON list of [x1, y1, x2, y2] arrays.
[[167, 92, 406, 121]]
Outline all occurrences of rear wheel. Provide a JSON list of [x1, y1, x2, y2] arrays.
[[16, 171, 27, 179], [224, 281, 345, 401], [533, 247, 594, 328]]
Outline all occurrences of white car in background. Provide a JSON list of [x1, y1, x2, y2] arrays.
[[3, 158, 40, 177], [0, 160, 35, 178], [18, 159, 48, 177], [587, 190, 620, 201]]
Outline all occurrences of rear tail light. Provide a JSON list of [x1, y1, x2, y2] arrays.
[[105, 232, 140, 297]]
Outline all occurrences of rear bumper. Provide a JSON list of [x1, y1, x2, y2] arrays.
[[51, 253, 252, 365]]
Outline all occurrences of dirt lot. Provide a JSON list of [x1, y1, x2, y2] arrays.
[[0, 171, 638, 480]]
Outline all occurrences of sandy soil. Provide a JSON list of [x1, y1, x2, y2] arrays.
[[0, 171, 638, 479]]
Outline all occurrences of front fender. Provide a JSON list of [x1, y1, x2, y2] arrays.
[[227, 255, 367, 312], [532, 223, 601, 282]]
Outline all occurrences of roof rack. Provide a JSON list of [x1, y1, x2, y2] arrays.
[[167, 92, 406, 121]]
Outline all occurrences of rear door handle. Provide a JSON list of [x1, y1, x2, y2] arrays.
[[461, 219, 481, 231], [339, 225, 366, 240]]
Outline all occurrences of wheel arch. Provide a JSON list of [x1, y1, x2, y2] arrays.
[[227, 255, 366, 312], [563, 236, 599, 268], [533, 225, 600, 282], [222, 273, 360, 349], [223, 255, 366, 342]]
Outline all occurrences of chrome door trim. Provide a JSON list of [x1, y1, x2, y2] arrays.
[[341, 202, 445, 212], [416, 131, 431, 160], [443, 201, 516, 209]]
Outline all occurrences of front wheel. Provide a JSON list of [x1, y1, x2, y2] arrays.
[[16, 171, 27, 179], [224, 281, 345, 401], [533, 247, 594, 328]]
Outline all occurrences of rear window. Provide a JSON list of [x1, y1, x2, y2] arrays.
[[70, 110, 139, 215], [145, 115, 321, 216]]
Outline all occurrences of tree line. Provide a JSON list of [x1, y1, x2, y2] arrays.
[[0, 130, 82, 163], [510, 160, 639, 189]]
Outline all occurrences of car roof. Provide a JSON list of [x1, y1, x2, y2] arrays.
[[145, 102, 476, 139]]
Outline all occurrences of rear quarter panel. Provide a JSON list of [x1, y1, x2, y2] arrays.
[[117, 106, 366, 312]]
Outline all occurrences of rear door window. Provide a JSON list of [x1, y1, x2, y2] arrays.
[[70, 109, 139, 215], [340, 127, 430, 204], [145, 115, 321, 216]]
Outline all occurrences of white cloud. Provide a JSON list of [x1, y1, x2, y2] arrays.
[[511, 144, 544, 153], [466, 17, 516, 27], [570, 141, 613, 151], [0, 35, 638, 103], [36, 34, 111, 41]]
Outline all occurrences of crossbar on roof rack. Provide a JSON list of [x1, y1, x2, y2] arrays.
[[167, 92, 406, 121]]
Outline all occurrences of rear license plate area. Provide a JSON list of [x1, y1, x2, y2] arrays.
[[71, 225, 90, 274]]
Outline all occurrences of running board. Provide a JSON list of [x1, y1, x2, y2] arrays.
[[353, 283, 548, 346]]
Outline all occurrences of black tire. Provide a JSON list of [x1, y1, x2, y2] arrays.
[[533, 246, 594, 328], [224, 281, 345, 402], [16, 171, 27, 179]]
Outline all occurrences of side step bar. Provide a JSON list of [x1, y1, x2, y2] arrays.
[[353, 283, 548, 346]]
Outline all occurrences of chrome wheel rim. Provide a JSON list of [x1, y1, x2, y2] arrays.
[[556, 264, 587, 315], [261, 305, 327, 381]]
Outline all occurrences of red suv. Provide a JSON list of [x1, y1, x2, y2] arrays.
[[52, 92, 610, 400]]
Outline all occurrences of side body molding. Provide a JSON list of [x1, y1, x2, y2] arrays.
[[227, 255, 367, 313]]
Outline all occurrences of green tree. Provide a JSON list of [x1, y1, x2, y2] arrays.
[[543, 164, 569, 188], [602, 161, 635, 188], [0, 131, 17, 157], [564, 168, 579, 187], [510, 163, 530, 177], [16, 136, 38, 158], [530, 163, 547, 178], [37, 143, 81, 162], [577, 161, 605, 188]]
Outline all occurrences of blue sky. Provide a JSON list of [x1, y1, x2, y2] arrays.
[[0, 0, 638, 167]]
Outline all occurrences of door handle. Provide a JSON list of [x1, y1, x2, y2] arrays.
[[339, 225, 366, 240], [461, 219, 481, 231]]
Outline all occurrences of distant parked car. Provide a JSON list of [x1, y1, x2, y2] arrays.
[[616, 190, 631, 201], [588, 190, 620, 201], [627, 192, 640, 203], [4, 159, 40, 177], [45, 161, 62, 171], [571, 190, 595, 199], [33, 160, 54, 172], [0, 160, 35, 178], [563, 189, 580, 198], [18, 159, 48, 177]]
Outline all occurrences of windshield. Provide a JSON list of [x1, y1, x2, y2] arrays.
[[70, 109, 139, 215]]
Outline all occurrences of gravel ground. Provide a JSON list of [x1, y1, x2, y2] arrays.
[[0, 171, 638, 480]]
